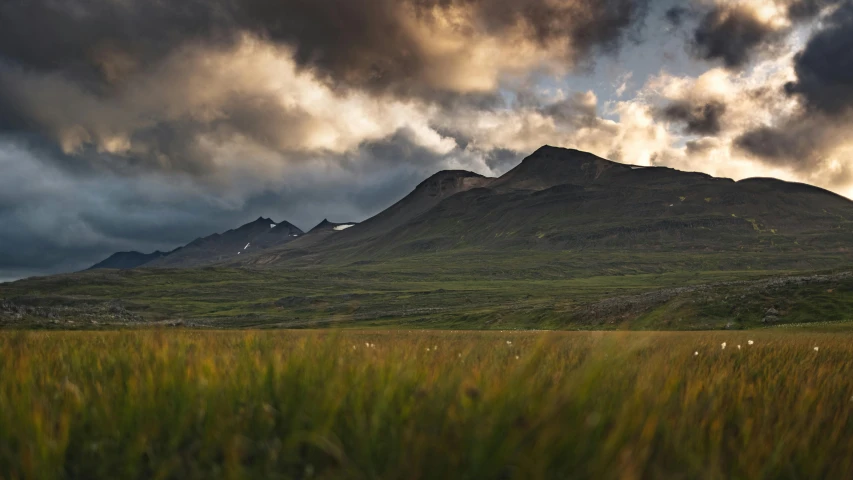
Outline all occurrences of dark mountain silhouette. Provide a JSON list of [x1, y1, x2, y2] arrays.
[[88, 217, 304, 270], [342, 170, 490, 240], [309, 219, 358, 233], [487, 147, 630, 191], [88, 250, 171, 270], [244, 146, 853, 268], [146, 217, 290, 267], [90, 146, 853, 271], [248, 221, 305, 250]]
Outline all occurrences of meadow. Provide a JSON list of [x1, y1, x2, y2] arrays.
[[2, 329, 852, 479], [5, 257, 853, 330]]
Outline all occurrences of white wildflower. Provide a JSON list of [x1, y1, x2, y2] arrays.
[[737, 345, 741, 350], [506, 341, 512, 345], [748, 340, 754, 345], [814, 346, 819, 352], [721, 342, 727, 350], [694, 351, 699, 356]]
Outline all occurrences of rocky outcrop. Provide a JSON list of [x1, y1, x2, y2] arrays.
[[0, 298, 142, 325]]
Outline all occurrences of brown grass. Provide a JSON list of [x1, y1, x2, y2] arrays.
[[1, 329, 852, 479]]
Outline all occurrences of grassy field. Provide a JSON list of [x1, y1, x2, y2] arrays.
[[3, 255, 853, 329], [2, 329, 852, 479]]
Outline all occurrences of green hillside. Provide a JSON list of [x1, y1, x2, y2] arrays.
[[5, 146, 853, 330]]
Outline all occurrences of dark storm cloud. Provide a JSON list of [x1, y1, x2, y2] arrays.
[[787, 0, 840, 19], [691, 5, 780, 68], [685, 138, 718, 155], [0, 1, 238, 84], [735, 2, 853, 174], [0, 0, 650, 96], [358, 129, 452, 169], [241, 0, 649, 94], [734, 125, 820, 163], [664, 6, 690, 27], [0, 131, 476, 279], [539, 93, 599, 126], [733, 112, 853, 179], [784, 3, 853, 115], [0, 0, 653, 180], [672, 1, 841, 69], [660, 99, 727, 135], [483, 148, 521, 172]]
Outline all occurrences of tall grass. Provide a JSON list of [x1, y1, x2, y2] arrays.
[[1, 330, 852, 479]]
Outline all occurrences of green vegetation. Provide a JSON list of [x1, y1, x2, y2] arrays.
[[2, 330, 852, 479], [3, 251, 853, 329], [5, 147, 853, 330]]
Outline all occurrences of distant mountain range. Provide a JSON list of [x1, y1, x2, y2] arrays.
[[90, 146, 853, 271], [90, 218, 346, 270]]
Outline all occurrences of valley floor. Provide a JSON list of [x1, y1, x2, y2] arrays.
[[2, 329, 852, 479], [3, 252, 853, 329]]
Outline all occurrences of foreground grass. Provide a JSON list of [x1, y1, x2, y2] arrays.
[[5, 263, 853, 329], [2, 330, 852, 479]]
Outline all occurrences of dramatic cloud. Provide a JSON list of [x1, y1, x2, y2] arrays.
[[0, 37, 458, 174], [671, 0, 841, 69], [661, 99, 728, 134], [0, 0, 650, 97], [247, 0, 651, 96], [0, 0, 652, 178], [2, 0, 853, 280], [734, 2, 853, 184], [691, 4, 784, 68], [784, 2, 853, 114], [0, 133, 476, 277]]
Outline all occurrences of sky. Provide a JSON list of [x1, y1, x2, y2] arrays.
[[1, 0, 853, 281]]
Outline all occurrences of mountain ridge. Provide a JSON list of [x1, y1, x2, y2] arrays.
[[89, 146, 853, 271], [88, 217, 305, 270]]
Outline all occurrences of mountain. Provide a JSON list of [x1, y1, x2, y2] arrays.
[[242, 145, 853, 269], [88, 217, 305, 270], [487, 147, 631, 191], [89, 145, 853, 272], [343, 170, 489, 240], [88, 250, 170, 270], [247, 221, 305, 250], [18, 145, 853, 330], [145, 217, 295, 268], [309, 219, 358, 233], [240, 170, 493, 265]]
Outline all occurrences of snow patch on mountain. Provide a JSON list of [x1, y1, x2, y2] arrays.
[[334, 224, 355, 231]]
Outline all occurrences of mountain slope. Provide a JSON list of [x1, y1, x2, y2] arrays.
[[487, 147, 632, 191], [247, 221, 305, 250], [147, 217, 283, 268], [87, 145, 853, 273], [244, 145, 853, 268], [241, 170, 491, 265], [337, 170, 490, 240], [89, 218, 305, 270], [88, 250, 170, 270], [13, 145, 853, 330], [309, 219, 358, 233]]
